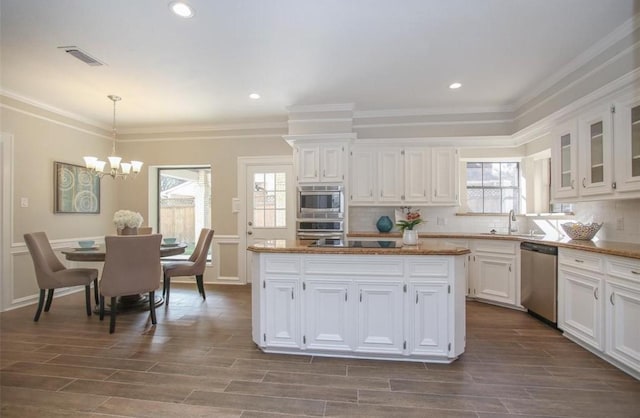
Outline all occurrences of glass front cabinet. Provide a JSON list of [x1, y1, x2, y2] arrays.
[[614, 92, 640, 193]]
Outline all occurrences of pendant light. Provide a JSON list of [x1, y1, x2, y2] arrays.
[[83, 95, 143, 179]]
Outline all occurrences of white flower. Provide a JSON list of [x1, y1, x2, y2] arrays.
[[113, 210, 144, 229]]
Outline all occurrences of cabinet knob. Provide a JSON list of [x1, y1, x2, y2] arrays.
[[247, 231, 253, 235], [594, 288, 599, 300], [610, 292, 615, 305]]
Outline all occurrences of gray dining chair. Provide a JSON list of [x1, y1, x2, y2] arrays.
[[162, 228, 214, 303], [24, 232, 99, 322], [99, 234, 162, 333]]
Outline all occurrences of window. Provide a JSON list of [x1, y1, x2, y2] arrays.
[[252, 171, 287, 228], [158, 167, 211, 257], [466, 162, 519, 213]]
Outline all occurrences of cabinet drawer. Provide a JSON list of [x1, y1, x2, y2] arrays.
[[474, 240, 517, 255], [304, 255, 404, 276], [607, 256, 640, 284], [559, 249, 603, 273], [264, 256, 301, 274], [406, 259, 449, 278]]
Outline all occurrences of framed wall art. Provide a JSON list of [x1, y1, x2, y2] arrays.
[[54, 161, 100, 214]]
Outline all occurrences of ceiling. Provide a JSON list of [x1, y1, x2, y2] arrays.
[[1, 0, 637, 131]]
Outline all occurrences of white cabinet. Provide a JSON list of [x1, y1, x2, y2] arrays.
[[431, 148, 459, 204], [355, 281, 405, 354], [468, 240, 518, 307], [557, 249, 606, 351], [551, 119, 579, 199], [295, 142, 346, 184], [408, 282, 449, 356], [304, 279, 352, 351], [252, 252, 467, 362], [377, 147, 405, 203], [349, 148, 376, 203], [613, 92, 640, 193], [350, 144, 458, 206], [605, 257, 640, 372], [578, 105, 613, 197], [264, 277, 302, 348]]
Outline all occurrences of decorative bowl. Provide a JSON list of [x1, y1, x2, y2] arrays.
[[561, 222, 602, 240], [78, 240, 95, 248], [163, 237, 177, 245]]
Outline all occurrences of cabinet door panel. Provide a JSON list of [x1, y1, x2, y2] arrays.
[[404, 149, 429, 202], [356, 282, 404, 354], [265, 278, 301, 348], [558, 269, 603, 350], [378, 148, 404, 203], [579, 106, 613, 196], [614, 95, 640, 192], [305, 280, 352, 350], [431, 148, 458, 204], [297, 145, 320, 183], [551, 120, 579, 199], [409, 283, 448, 356], [350, 149, 376, 203], [606, 281, 640, 370], [474, 254, 516, 305], [321, 144, 344, 182]]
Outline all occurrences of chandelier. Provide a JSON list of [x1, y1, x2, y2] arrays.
[[83, 95, 143, 179]]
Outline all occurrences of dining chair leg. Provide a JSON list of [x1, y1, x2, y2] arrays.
[[162, 274, 167, 297], [44, 289, 55, 312], [196, 275, 206, 300], [93, 279, 99, 306], [33, 289, 46, 322], [99, 295, 105, 320], [164, 276, 171, 302], [109, 297, 117, 333], [149, 291, 157, 325], [84, 285, 92, 316]]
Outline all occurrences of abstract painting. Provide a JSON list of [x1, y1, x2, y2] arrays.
[[54, 161, 100, 213]]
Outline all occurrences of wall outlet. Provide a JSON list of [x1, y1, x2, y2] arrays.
[[20, 197, 29, 208], [616, 217, 624, 231]]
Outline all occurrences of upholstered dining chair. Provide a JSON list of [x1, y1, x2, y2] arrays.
[[138, 227, 153, 235], [99, 234, 162, 333], [24, 232, 99, 322], [162, 228, 214, 303]]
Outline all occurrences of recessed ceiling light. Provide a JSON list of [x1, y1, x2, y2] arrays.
[[449, 82, 462, 89], [169, 2, 194, 18], [249, 93, 261, 100]]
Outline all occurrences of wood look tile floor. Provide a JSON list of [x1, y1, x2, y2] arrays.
[[1, 284, 639, 417]]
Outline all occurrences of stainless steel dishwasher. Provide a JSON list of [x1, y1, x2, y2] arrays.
[[520, 242, 558, 325]]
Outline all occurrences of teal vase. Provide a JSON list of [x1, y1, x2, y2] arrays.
[[376, 216, 393, 233]]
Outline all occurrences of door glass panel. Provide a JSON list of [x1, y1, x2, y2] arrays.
[[590, 121, 604, 184], [253, 171, 287, 228], [632, 105, 640, 177], [560, 133, 572, 187]]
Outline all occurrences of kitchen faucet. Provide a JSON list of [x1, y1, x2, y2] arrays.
[[508, 209, 517, 235]]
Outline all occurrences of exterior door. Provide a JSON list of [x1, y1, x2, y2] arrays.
[[240, 158, 295, 283]]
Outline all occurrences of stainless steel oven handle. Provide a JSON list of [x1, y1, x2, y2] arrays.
[[297, 232, 344, 238]]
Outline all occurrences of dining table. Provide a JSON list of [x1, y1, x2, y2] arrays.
[[62, 242, 187, 312]]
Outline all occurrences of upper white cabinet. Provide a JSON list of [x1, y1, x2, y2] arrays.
[[350, 144, 458, 206], [613, 92, 640, 193], [551, 90, 640, 202], [295, 142, 346, 184]]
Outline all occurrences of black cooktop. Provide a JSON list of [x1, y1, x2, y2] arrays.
[[310, 239, 396, 248]]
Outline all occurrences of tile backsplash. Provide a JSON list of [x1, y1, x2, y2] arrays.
[[349, 198, 640, 244]]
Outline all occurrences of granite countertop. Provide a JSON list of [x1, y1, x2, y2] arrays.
[[248, 239, 471, 256], [348, 232, 640, 260]]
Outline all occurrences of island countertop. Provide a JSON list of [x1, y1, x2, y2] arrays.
[[347, 232, 640, 260], [248, 239, 470, 256]]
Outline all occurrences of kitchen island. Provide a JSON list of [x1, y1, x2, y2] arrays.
[[248, 239, 470, 363]]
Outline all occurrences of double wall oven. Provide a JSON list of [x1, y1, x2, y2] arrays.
[[296, 185, 344, 240]]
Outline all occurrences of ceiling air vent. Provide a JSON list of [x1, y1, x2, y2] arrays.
[[57, 46, 105, 66]]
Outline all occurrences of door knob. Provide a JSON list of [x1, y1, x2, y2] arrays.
[[248, 221, 253, 226], [247, 231, 253, 235]]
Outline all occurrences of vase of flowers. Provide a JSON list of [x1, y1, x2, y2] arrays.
[[396, 207, 423, 245], [113, 210, 144, 235]]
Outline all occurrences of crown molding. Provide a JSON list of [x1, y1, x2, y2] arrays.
[[354, 119, 513, 129], [0, 89, 107, 129], [286, 103, 355, 113], [354, 105, 514, 119], [353, 135, 516, 148], [120, 121, 288, 135], [514, 12, 640, 111], [118, 133, 287, 143]]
